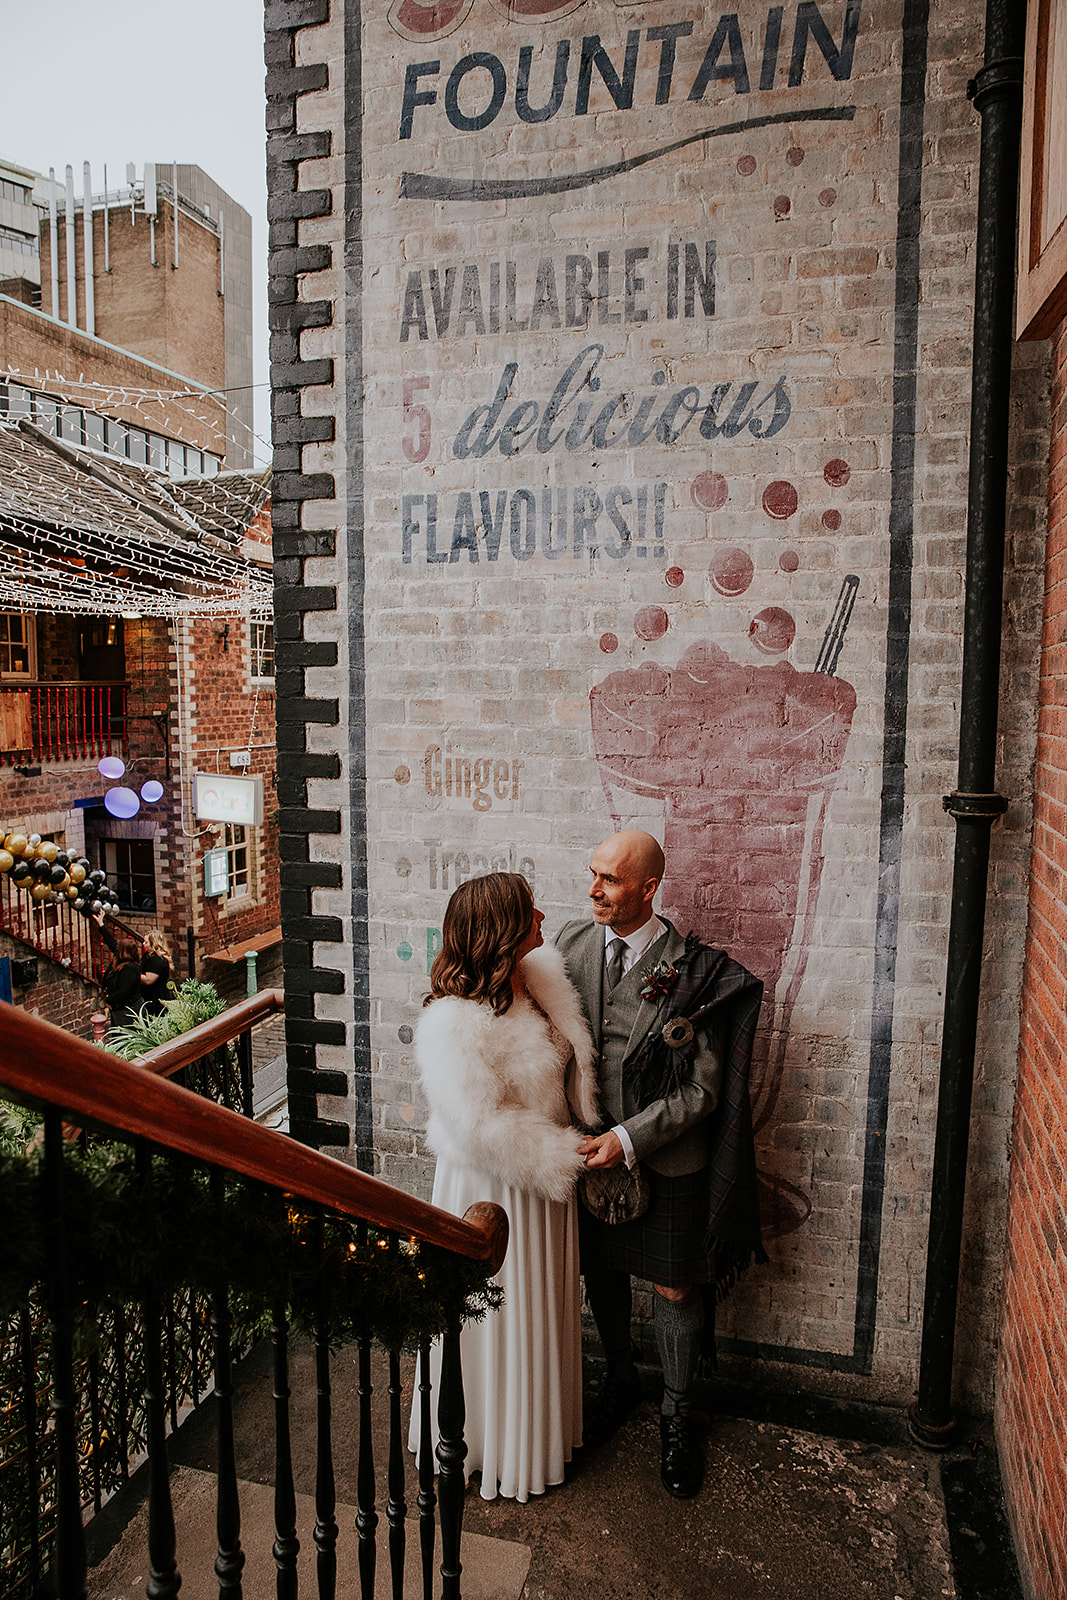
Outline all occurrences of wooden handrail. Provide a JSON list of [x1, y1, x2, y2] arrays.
[[133, 987, 285, 1078], [0, 1000, 508, 1273]]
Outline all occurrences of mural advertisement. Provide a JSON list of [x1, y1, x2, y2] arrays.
[[360, 0, 926, 1372]]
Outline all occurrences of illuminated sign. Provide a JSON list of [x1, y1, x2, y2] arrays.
[[193, 773, 264, 828]]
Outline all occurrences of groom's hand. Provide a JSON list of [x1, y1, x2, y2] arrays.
[[578, 1131, 624, 1169]]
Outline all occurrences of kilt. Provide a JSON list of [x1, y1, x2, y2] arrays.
[[577, 1164, 711, 1289]]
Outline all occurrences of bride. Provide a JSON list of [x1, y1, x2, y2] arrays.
[[409, 871, 598, 1501]]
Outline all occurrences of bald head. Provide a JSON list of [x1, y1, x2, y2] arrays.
[[588, 830, 665, 935]]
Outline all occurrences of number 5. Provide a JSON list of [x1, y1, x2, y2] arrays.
[[402, 376, 431, 463]]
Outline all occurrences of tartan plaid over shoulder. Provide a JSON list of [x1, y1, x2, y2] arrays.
[[622, 935, 767, 1299]]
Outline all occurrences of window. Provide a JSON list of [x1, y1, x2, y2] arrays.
[[82, 412, 105, 452], [0, 613, 35, 678], [33, 394, 57, 434], [0, 179, 31, 204], [221, 824, 250, 902], [167, 438, 186, 477], [250, 620, 274, 682], [105, 417, 128, 456], [0, 384, 31, 420], [103, 839, 157, 912], [202, 453, 220, 478], [0, 226, 38, 257], [127, 428, 148, 465], [148, 434, 167, 470], [59, 408, 83, 445]]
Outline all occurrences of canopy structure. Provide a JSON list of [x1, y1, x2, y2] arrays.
[[0, 419, 273, 618]]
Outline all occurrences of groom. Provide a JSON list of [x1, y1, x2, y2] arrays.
[[556, 829, 763, 1498]]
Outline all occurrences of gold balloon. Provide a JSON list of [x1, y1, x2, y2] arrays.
[[6, 834, 28, 857], [30, 882, 52, 901], [65, 884, 79, 900], [69, 864, 86, 884], [0, 851, 13, 874], [39, 841, 59, 864]]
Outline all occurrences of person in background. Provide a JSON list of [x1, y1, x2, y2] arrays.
[[92, 909, 143, 1029], [139, 928, 173, 1016]]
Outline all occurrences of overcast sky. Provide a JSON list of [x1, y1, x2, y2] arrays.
[[1, 0, 270, 463]]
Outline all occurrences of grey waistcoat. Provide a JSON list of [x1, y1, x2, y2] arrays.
[[599, 931, 671, 1125]]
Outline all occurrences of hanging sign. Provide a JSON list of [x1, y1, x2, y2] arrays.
[[203, 848, 230, 898], [193, 773, 264, 828]]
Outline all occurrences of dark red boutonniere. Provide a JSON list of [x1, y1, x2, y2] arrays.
[[639, 960, 678, 1002]]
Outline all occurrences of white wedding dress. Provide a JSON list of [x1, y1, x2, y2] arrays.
[[408, 1015, 584, 1502]]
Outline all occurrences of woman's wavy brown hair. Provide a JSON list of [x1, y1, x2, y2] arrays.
[[425, 871, 534, 1017]]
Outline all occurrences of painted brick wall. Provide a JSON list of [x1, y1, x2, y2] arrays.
[[266, 0, 1045, 1414], [996, 318, 1067, 1600]]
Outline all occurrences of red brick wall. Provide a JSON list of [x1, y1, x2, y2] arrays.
[[997, 319, 1067, 1600], [1, 931, 103, 1040], [0, 296, 226, 453], [184, 615, 280, 987]]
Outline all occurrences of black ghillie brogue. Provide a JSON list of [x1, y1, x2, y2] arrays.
[[659, 1413, 702, 1498]]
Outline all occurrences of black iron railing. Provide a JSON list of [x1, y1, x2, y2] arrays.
[[0, 998, 507, 1600]]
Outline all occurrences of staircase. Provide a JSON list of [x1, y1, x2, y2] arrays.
[[0, 998, 508, 1600]]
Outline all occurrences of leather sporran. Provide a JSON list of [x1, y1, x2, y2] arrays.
[[578, 1162, 651, 1224]]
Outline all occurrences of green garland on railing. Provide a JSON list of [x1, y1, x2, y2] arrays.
[[0, 1134, 503, 1352]]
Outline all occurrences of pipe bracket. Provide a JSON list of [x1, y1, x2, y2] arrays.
[[942, 791, 1009, 820], [966, 56, 1024, 110]]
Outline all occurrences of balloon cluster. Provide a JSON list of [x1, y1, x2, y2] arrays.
[[0, 833, 120, 916]]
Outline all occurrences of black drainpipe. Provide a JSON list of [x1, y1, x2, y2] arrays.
[[909, 0, 1026, 1446]]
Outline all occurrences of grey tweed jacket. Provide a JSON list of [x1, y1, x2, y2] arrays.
[[554, 918, 723, 1177]]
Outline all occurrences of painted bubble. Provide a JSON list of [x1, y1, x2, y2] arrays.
[[98, 756, 126, 780], [394, 765, 411, 784], [140, 780, 164, 803], [824, 458, 851, 487], [786, 146, 805, 167], [763, 480, 798, 519], [634, 606, 669, 642], [773, 194, 791, 217], [691, 471, 728, 510], [710, 548, 755, 597], [599, 633, 619, 654], [822, 509, 842, 531], [397, 942, 413, 962], [666, 567, 685, 588], [399, 1025, 414, 1044], [737, 154, 757, 176], [819, 187, 838, 207], [104, 787, 140, 819], [749, 607, 796, 655], [779, 550, 800, 573]]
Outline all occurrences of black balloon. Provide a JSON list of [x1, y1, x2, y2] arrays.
[[11, 860, 31, 883], [56, 851, 70, 868], [49, 864, 67, 886], [32, 858, 52, 881]]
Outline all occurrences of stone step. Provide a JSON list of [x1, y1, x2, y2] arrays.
[[86, 1465, 531, 1600]]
